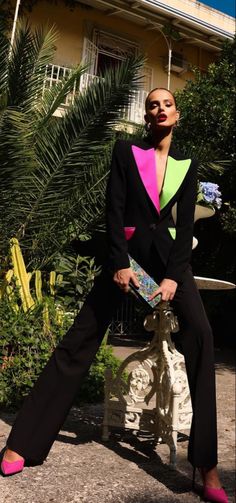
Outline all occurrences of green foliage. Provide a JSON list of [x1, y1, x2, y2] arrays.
[[76, 342, 123, 404], [0, 295, 122, 409], [53, 252, 101, 309], [162, 22, 181, 42], [0, 295, 71, 408], [173, 37, 236, 284], [220, 206, 236, 238], [0, 1, 14, 32], [0, 21, 144, 267], [174, 38, 235, 163], [0, 241, 120, 409]]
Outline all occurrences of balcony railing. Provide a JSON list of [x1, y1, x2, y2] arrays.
[[43, 64, 147, 124], [124, 89, 147, 124], [43, 64, 77, 107]]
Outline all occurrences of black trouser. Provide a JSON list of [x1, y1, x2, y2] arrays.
[[7, 266, 217, 469]]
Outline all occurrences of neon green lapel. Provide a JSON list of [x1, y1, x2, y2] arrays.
[[160, 156, 191, 210]]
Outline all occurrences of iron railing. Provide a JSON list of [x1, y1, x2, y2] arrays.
[[43, 64, 147, 124]]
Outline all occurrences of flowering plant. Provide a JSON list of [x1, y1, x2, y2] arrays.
[[197, 182, 222, 210]]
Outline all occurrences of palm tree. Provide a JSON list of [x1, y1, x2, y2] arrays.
[[0, 21, 144, 268]]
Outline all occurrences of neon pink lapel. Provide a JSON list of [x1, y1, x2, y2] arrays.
[[132, 145, 160, 213]]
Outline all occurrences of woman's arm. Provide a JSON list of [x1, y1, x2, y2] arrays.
[[106, 140, 140, 291], [105, 140, 130, 272]]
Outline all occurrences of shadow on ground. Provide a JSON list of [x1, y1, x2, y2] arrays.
[[54, 406, 234, 499], [0, 348, 235, 500], [214, 347, 236, 373], [0, 403, 235, 500], [0, 406, 192, 495]]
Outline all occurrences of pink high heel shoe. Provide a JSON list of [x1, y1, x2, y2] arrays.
[[192, 468, 228, 503], [203, 486, 228, 503], [1, 454, 24, 476]]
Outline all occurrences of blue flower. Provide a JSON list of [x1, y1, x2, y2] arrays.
[[198, 182, 222, 209]]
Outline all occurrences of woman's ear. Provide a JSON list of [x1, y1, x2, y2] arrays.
[[176, 110, 180, 122]]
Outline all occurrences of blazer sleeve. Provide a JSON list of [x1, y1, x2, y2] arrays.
[[105, 140, 130, 272], [165, 159, 198, 283]]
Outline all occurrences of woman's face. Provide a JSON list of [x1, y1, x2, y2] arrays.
[[144, 89, 180, 131]]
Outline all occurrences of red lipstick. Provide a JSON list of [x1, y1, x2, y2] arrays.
[[158, 113, 167, 122]]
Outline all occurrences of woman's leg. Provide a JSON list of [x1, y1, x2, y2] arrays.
[[6, 269, 123, 463], [171, 267, 217, 469]]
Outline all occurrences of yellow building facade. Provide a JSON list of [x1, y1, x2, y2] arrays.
[[24, 0, 234, 122]]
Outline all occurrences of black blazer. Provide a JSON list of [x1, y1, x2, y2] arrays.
[[105, 138, 198, 283]]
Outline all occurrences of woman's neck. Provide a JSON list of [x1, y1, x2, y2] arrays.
[[151, 129, 172, 154]]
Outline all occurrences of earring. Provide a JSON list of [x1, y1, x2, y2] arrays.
[[145, 122, 151, 132]]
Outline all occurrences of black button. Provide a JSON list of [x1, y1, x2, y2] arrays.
[[149, 223, 157, 230]]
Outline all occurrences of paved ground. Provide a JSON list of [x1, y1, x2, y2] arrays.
[[0, 345, 235, 503]]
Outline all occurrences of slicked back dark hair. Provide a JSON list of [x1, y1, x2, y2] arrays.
[[145, 87, 177, 112]]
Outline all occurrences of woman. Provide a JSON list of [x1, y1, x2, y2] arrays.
[[1, 88, 227, 503]]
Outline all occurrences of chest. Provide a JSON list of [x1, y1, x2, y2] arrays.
[[130, 144, 192, 212], [154, 151, 168, 196]]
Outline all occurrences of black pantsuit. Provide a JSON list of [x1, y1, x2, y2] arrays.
[[7, 138, 218, 469], [7, 264, 217, 469]]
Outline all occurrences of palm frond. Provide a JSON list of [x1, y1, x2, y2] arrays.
[[7, 21, 58, 109], [181, 143, 229, 177], [9, 142, 113, 267], [0, 21, 144, 266], [0, 25, 9, 103], [0, 108, 36, 188], [34, 64, 87, 129], [198, 160, 230, 178], [10, 56, 144, 237]]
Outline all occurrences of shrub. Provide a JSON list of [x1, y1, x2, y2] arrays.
[[53, 252, 101, 310], [76, 342, 122, 404], [0, 296, 122, 410], [0, 296, 70, 408]]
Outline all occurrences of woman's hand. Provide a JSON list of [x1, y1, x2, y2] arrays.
[[149, 278, 178, 302], [113, 267, 139, 293]]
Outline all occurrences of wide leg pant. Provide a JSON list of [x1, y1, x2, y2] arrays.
[[7, 266, 217, 469]]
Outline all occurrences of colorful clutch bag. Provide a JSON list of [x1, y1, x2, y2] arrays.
[[128, 255, 161, 309]]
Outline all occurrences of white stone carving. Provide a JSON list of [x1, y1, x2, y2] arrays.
[[102, 301, 192, 468]]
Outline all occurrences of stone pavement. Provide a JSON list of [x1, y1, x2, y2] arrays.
[[0, 346, 235, 503]]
